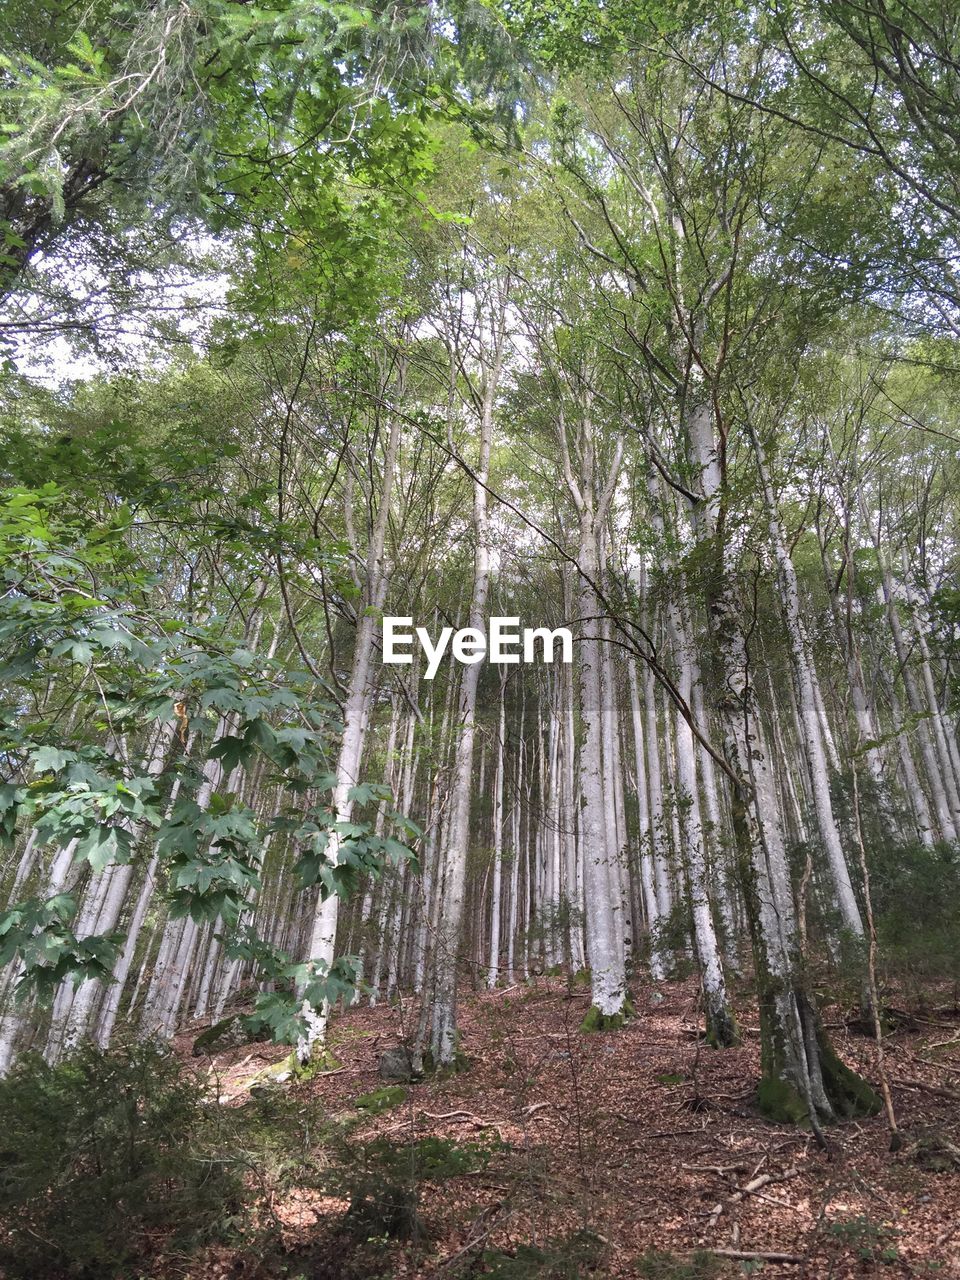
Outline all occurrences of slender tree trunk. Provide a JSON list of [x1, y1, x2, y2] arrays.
[[297, 406, 403, 1064]]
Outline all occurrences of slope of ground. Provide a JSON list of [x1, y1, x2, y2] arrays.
[[181, 977, 960, 1279]]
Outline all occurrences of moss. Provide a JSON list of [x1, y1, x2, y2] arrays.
[[704, 1006, 740, 1049], [419, 1028, 471, 1078], [757, 1073, 811, 1125], [580, 997, 635, 1033], [243, 1053, 295, 1094], [816, 1031, 881, 1118], [754, 991, 879, 1124], [354, 1085, 407, 1114], [579, 1005, 610, 1033], [432, 1050, 472, 1080], [293, 1047, 341, 1080], [569, 967, 591, 991], [454, 1048, 472, 1073]]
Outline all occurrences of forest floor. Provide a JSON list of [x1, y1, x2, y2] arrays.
[[178, 976, 960, 1280]]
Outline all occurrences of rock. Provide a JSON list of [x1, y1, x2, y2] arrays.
[[249, 1079, 283, 1100], [901, 1128, 960, 1172], [378, 1046, 419, 1082], [330, 1108, 362, 1129], [192, 1014, 260, 1057]]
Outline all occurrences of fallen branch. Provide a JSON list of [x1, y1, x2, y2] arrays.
[[926, 1034, 960, 1051], [709, 1249, 804, 1264], [615, 1117, 708, 1135], [886, 1008, 959, 1030], [708, 1166, 800, 1228], [421, 1109, 497, 1123], [895, 1077, 960, 1101], [909, 1052, 960, 1076], [521, 1101, 553, 1118], [418, 1109, 509, 1141]]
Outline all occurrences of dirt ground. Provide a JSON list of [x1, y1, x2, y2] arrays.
[[178, 976, 960, 1279]]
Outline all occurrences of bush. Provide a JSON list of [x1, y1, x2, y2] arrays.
[[325, 1133, 502, 1243], [870, 839, 960, 995], [0, 1038, 244, 1278], [471, 1230, 607, 1278]]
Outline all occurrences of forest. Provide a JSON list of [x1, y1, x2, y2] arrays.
[[0, 0, 959, 1276]]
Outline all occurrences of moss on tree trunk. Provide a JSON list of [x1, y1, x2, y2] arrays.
[[756, 980, 880, 1124], [580, 995, 635, 1033], [704, 1002, 740, 1049], [732, 787, 879, 1126]]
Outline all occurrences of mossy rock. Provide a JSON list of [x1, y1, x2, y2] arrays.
[[249, 1076, 289, 1101], [242, 1055, 296, 1096], [580, 997, 635, 1033], [329, 1107, 363, 1131], [292, 1046, 341, 1079], [354, 1085, 407, 1114], [192, 1014, 262, 1057], [901, 1128, 960, 1172], [378, 1046, 420, 1083], [239, 1046, 340, 1095]]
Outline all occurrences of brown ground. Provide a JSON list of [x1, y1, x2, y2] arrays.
[[176, 977, 960, 1280]]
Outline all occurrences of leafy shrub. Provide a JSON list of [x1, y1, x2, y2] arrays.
[[636, 1252, 730, 1279], [826, 1214, 900, 1263], [325, 1133, 502, 1243], [0, 1038, 243, 1278], [473, 1230, 607, 1278]]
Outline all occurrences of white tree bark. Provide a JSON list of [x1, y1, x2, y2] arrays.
[[749, 424, 864, 942], [297, 405, 403, 1063], [486, 674, 507, 987]]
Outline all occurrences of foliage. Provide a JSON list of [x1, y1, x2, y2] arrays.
[[323, 1132, 503, 1242], [826, 1214, 900, 1264], [0, 0, 525, 338], [471, 1229, 608, 1278], [0, 468, 416, 1039], [871, 838, 960, 994], [0, 1039, 244, 1277]]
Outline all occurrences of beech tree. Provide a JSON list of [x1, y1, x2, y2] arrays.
[[1, 0, 958, 1161]]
